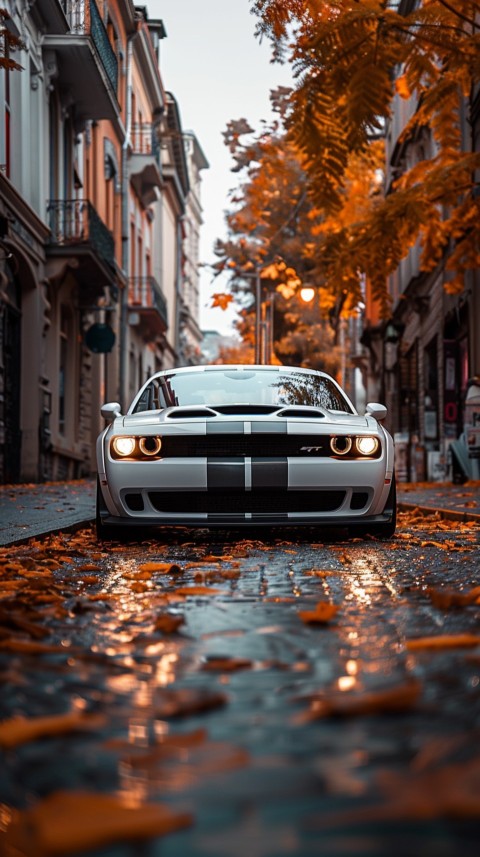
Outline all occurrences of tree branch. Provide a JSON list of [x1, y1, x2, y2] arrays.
[[434, 0, 478, 29]]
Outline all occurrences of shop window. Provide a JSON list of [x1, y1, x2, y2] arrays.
[[424, 336, 438, 441], [399, 343, 419, 437]]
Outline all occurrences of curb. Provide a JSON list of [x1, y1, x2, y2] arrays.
[[398, 501, 480, 525], [0, 517, 95, 548]]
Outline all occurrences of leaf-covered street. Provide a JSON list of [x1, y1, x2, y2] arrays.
[[1, 511, 479, 856]]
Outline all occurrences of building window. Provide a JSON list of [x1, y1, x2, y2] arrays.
[[58, 306, 69, 435], [4, 61, 10, 177]]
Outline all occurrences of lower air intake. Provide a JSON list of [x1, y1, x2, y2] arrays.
[[148, 490, 346, 514]]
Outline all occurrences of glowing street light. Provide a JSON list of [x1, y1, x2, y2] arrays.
[[299, 285, 316, 303]]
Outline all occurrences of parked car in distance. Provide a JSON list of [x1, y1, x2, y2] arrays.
[[96, 364, 396, 539]]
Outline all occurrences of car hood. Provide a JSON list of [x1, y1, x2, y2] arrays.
[[119, 405, 380, 432]]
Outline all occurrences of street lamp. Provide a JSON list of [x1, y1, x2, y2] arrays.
[[299, 285, 316, 303]]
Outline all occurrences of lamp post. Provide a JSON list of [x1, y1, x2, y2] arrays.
[[254, 266, 262, 364], [230, 265, 264, 363]]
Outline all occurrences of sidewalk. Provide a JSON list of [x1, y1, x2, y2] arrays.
[[1, 478, 479, 545], [397, 480, 480, 523], [0, 479, 96, 545]]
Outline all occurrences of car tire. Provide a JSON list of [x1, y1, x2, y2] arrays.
[[351, 474, 397, 540], [95, 477, 122, 542]]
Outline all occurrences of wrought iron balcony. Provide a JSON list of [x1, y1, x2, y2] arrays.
[[129, 124, 162, 206], [129, 277, 168, 335], [131, 124, 160, 157], [66, 0, 118, 90], [47, 199, 115, 270], [43, 0, 119, 123]]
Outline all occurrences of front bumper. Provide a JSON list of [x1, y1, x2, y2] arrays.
[[99, 454, 393, 529]]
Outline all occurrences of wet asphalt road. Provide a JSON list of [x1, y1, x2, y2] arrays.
[[1, 512, 480, 857]]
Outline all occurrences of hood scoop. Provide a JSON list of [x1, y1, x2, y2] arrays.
[[212, 404, 280, 416], [276, 407, 325, 419], [166, 406, 218, 419]]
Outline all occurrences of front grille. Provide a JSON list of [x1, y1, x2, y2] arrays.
[[148, 490, 346, 514], [160, 435, 330, 458]]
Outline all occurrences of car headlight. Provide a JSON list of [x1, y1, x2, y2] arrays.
[[139, 436, 162, 456], [355, 436, 380, 456], [112, 436, 136, 457], [111, 435, 163, 460], [330, 436, 353, 455]]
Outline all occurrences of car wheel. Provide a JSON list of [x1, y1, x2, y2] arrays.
[[95, 477, 121, 542], [351, 474, 397, 540]]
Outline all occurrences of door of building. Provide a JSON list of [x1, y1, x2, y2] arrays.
[[0, 274, 21, 483]]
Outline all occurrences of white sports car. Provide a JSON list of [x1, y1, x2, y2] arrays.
[[96, 364, 396, 539]]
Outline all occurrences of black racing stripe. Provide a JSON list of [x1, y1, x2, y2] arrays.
[[251, 457, 288, 489], [251, 422, 287, 433], [206, 422, 244, 434], [207, 458, 245, 489]]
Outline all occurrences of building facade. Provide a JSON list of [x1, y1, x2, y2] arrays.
[[359, 0, 480, 482], [0, 0, 207, 483]]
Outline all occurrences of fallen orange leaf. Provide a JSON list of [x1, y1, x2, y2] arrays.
[[171, 585, 224, 597], [201, 656, 252, 672], [0, 639, 72, 656], [155, 688, 228, 718], [154, 613, 185, 633], [105, 727, 207, 754], [3, 790, 193, 855], [406, 634, 480, 650], [298, 602, 340, 624], [0, 711, 105, 749], [138, 561, 182, 574], [426, 585, 480, 609], [297, 679, 421, 722]]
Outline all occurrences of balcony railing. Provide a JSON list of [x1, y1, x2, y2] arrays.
[[129, 276, 168, 329], [131, 124, 160, 158], [65, 0, 118, 91], [47, 199, 115, 269]]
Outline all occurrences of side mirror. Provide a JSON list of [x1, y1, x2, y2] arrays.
[[101, 402, 122, 423], [366, 402, 387, 422]]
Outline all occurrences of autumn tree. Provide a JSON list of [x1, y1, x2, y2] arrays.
[[214, 98, 384, 370], [0, 8, 24, 70], [213, 111, 334, 369], [251, 0, 480, 304]]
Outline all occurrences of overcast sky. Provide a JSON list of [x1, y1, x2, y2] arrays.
[[148, 0, 292, 333]]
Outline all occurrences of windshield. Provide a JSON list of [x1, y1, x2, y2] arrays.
[[132, 369, 354, 413]]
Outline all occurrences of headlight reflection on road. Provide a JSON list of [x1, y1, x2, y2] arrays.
[[154, 651, 179, 686], [337, 659, 359, 692]]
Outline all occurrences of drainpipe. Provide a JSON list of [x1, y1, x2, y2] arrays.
[[175, 215, 184, 366], [119, 34, 134, 410]]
